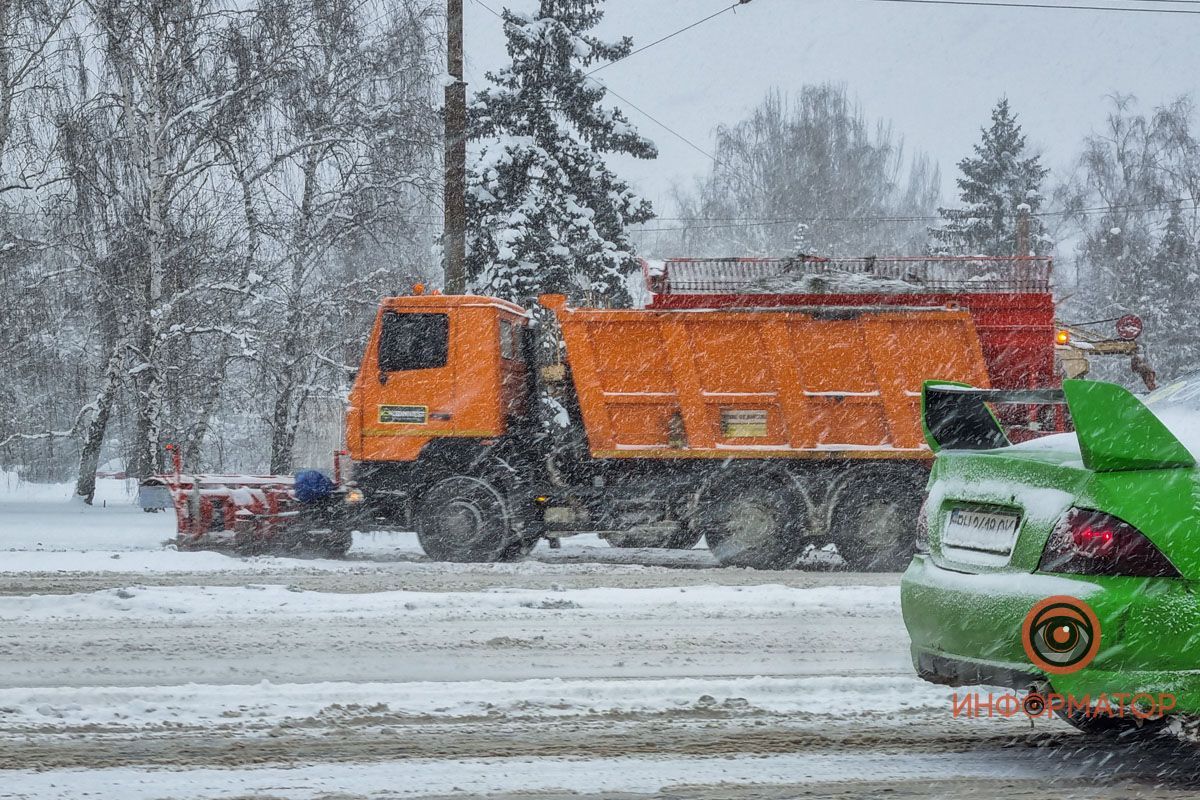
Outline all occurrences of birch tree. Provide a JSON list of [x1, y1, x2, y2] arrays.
[[1060, 95, 1200, 382], [670, 85, 940, 258], [0, 0, 448, 485], [252, 0, 439, 473]]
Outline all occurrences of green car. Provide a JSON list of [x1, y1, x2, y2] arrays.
[[902, 375, 1200, 734]]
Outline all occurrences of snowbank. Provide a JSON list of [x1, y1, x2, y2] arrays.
[[0, 472, 137, 505], [0, 582, 900, 622], [1, 750, 1088, 800], [0, 673, 945, 731]]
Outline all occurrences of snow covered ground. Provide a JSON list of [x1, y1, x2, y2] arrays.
[[0, 474, 719, 572], [1, 477, 1192, 799]]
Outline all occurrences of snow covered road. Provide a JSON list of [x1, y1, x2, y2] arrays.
[[0, 582, 908, 688], [2, 479, 1198, 798]]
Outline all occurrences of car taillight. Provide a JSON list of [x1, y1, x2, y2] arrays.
[[915, 495, 931, 554], [1039, 508, 1180, 577]]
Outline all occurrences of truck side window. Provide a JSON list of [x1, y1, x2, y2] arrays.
[[379, 312, 449, 372], [500, 319, 519, 361]]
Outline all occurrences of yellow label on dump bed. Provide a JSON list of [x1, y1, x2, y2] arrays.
[[721, 409, 768, 437]]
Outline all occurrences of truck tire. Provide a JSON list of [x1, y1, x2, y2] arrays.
[[415, 475, 525, 562], [696, 472, 808, 569], [832, 469, 924, 572]]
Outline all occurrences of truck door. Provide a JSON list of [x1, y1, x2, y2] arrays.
[[352, 301, 509, 462], [373, 309, 453, 427]]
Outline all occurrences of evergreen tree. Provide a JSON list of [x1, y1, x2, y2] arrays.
[[1158, 200, 1194, 269], [1063, 97, 1200, 383], [1148, 200, 1200, 372], [466, 0, 656, 307], [931, 99, 1050, 256]]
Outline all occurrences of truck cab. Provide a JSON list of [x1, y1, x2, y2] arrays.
[[346, 292, 531, 464]]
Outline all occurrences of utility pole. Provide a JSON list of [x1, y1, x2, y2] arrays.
[[1015, 203, 1031, 257], [443, 0, 467, 294]]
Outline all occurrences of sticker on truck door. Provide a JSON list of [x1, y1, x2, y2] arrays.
[[379, 405, 428, 424], [721, 409, 768, 437]]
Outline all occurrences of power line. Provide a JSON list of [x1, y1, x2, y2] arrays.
[[469, 0, 738, 177], [468, 0, 1200, 231], [1051, 197, 1200, 217], [588, 80, 730, 167], [469, 0, 508, 22], [585, 1, 753, 76], [631, 198, 1200, 231], [410, 195, 1200, 232], [634, 220, 800, 233], [854, 0, 1200, 14]]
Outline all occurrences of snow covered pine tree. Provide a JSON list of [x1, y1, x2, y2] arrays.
[[466, 0, 656, 307], [931, 98, 1050, 256]]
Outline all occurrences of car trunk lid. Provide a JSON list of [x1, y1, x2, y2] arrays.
[[921, 379, 1195, 575], [927, 448, 1089, 573]]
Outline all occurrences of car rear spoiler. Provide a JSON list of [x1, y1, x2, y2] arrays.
[[922, 379, 1196, 472]]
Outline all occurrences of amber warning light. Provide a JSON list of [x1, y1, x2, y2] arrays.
[[1055, 330, 1070, 345]]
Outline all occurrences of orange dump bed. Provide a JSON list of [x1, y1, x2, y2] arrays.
[[542, 296, 991, 459]]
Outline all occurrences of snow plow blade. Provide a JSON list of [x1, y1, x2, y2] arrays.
[[140, 457, 369, 557]]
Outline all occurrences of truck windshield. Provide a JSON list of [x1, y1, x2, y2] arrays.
[[378, 312, 449, 372]]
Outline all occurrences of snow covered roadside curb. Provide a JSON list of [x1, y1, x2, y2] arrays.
[[0, 750, 1091, 800], [0, 582, 900, 622], [0, 674, 948, 733], [0, 541, 711, 576], [0, 549, 375, 574]]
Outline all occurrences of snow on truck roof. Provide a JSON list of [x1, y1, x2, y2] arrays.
[[641, 256, 1053, 296], [382, 294, 530, 317]]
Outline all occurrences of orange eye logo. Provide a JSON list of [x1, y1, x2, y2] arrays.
[[1021, 596, 1101, 675]]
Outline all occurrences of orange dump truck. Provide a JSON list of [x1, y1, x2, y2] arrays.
[[345, 287, 992, 570]]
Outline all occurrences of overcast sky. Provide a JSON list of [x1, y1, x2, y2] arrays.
[[462, 0, 1197, 215]]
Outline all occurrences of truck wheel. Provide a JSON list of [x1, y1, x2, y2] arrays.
[[832, 471, 924, 572], [668, 526, 704, 549], [697, 474, 807, 569], [415, 475, 521, 562]]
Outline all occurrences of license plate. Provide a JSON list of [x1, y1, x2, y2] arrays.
[[942, 507, 1022, 556]]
